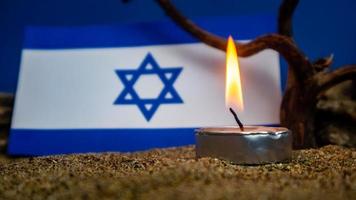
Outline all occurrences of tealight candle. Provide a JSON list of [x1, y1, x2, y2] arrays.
[[195, 36, 292, 164], [196, 126, 292, 164]]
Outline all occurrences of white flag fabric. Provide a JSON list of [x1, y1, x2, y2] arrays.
[[8, 15, 282, 155]]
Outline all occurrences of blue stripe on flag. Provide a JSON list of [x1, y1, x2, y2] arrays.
[[8, 125, 279, 156], [8, 129, 196, 156], [24, 15, 276, 49]]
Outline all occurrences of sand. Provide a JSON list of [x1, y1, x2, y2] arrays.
[[0, 145, 355, 200]]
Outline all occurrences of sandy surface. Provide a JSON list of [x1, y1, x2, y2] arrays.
[[0, 145, 355, 200]]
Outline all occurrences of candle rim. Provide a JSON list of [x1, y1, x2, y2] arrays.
[[196, 126, 289, 135]]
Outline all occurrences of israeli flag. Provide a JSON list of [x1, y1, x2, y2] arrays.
[[8, 15, 282, 155]]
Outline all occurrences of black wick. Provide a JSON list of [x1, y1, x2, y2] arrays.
[[229, 107, 244, 131]]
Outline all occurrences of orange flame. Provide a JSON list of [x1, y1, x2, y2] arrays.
[[225, 35, 244, 111]]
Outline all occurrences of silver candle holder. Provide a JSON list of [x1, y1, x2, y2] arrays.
[[195, 126, 292, 164]]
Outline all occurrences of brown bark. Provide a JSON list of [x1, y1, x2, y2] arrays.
[[278, 0, 299, 37]]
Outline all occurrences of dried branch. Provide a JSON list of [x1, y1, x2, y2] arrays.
[[278, 0, 299, 37], [313, 54, 334, 72], [0, 93, 14, 127], [156, 0, 225, 50], [317, 99, 356, 121], [0, 93, 14, 108], [316, 65, 356, 96], [237, 34, 313, 78], [279, 0, 335, 72], [155, 0, 314, 80]]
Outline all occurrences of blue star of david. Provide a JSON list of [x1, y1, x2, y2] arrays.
[[114, 53, 183, 121]]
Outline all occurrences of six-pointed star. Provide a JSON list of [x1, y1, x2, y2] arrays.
[[114, 53, 183, 121]]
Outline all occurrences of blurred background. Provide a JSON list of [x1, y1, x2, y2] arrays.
[[0, 0, 356, 93]]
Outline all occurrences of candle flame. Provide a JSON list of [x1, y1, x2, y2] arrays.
[[225, 35, 244, 111]]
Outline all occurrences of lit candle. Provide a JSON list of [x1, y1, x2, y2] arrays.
[[195, 36, 292, 164]]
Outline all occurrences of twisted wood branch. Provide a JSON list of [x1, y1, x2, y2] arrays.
[[278, 0, 299, 37], [316, 65, 356, 96], [313, 54, 334, 72], [155, 0, 314, 81]]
